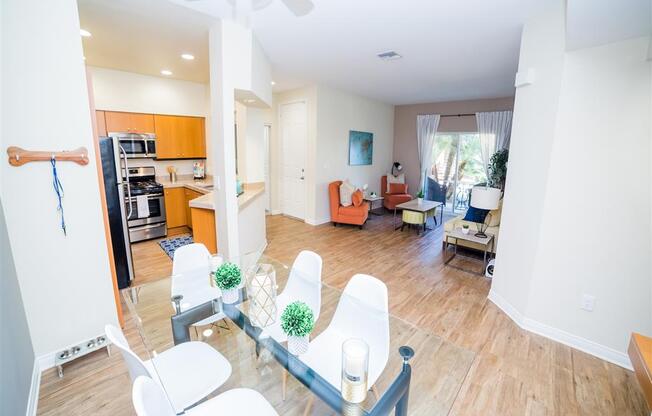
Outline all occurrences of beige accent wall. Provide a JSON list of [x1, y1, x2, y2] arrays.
[[393, 97, 514, 194]]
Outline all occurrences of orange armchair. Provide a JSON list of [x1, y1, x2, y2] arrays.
[[381, 175, 412, 210], [328, 181, 369, 228]]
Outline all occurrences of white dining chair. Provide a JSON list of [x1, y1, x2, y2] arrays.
[[132, 376, 278, 416], [259, 250, 322, 399], [171, 243, 226, 330], [262, 250, 323, 343], [105, 324, 232, 414], [299, 274, 389, 414]]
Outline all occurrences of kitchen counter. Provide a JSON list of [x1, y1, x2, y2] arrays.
[[157, 175, 265, 211], [157, 174, 213, 194]]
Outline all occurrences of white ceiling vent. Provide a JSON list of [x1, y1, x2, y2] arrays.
[[377, 50, 402, 61]]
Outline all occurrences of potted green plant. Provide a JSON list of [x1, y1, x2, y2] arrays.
[[416, 190, 424, 204], [462, 224, 470, 235], [214, 262, 242, 304], [281, 301, 315, 355], [488, 149, 509, 190]]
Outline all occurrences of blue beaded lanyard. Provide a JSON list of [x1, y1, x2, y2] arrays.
[[51, 157, 66, 236]]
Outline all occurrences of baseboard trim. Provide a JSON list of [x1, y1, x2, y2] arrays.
[[27, 359, 41, 416], [305, 217, 331, 226], [488, 290, 632, 370]]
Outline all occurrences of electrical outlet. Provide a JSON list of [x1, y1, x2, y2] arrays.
[[581, 294, 595, 312]]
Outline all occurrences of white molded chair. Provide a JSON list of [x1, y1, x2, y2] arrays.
[[105, 324, 232, 414], [262, 250, 323, 343], [133, 376, 278, 416], [171, 243, 225, 327], [299, 274, 389, 412]]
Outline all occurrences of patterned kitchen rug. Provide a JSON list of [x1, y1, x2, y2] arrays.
[[158, 235, 193, 260]]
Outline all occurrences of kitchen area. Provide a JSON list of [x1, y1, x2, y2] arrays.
[[95, 80, 269, 288]]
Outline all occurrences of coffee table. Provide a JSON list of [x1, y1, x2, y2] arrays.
[[364, 195, 384, 216], [393, 199, 443, 234], [444, 228, 495, 276]]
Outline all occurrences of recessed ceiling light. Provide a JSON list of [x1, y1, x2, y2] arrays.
[[270, 81, 276, 86], [80, 29, 92, 37], [377, 50, 402, 61], [161, 69, 173, 76], [181, 53, 195, 61]]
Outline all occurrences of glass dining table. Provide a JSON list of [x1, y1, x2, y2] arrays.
[[122, 255, 448, 415]]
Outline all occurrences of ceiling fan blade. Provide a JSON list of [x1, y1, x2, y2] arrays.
[[280, 0, 314, 16]]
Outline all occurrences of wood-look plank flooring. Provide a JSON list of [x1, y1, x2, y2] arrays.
[[37, 214, 648, 415]]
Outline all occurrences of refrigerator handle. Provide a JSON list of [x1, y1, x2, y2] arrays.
[[119, 145, 133, 220]]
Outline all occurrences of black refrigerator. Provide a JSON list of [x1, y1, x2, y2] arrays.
[[100, 137, 134, 289]]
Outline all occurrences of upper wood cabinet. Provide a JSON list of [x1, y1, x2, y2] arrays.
[[96, 111, 107, 137], [105, 111, 155, 134], [154, 115, 206, 159]]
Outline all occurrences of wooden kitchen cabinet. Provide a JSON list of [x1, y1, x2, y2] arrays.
[[105, 111, 155, 134], [96, 110, 107, 136], [154, 115, 206, 159], [164, 188, 187, 229], [184, 188, 203, 229]]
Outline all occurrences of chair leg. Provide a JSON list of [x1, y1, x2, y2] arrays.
[[282, 369, 288, 400], [359, 224, 363, 230], [372, 385, 380, 401], [303, 395, 315, 416], [333, 222, 337, 227]]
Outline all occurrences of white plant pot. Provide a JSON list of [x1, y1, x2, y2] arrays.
[[462, 228, 470, 235], [287, 335, 309, 355], [221, 288, 239, 304], [417, 198, 423, 204]]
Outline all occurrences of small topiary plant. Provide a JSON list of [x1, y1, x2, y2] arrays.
[[280, 301, 315, 337], [213, 262, 242, 290], [416, 190, 424, 199]]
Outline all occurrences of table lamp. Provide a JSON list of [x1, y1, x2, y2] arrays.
[[470, 186, 501, 238]]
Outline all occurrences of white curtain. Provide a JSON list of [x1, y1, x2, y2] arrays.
[[416, 114, 441, 192], [476, 110, 513, 182]]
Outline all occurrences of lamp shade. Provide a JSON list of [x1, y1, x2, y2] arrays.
[[470, 187, 501, 210]]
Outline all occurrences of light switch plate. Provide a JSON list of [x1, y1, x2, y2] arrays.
[[581, 294, 595, 312]]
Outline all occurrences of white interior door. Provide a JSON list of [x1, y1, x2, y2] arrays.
[[280, 102, 307, 220]]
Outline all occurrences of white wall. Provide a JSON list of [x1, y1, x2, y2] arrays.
[[88, 66, 212, 175], [314, 85, 394, 223], [492, 0, 567, 314], [525, 36, 651, 358], [1, 0, 117, 361], [272, 85, 394, 224], [491, 0, 652, 368]]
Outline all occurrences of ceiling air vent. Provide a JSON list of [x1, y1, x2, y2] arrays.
[[377, 50, 402, 61]]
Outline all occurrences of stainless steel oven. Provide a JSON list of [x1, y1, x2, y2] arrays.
[[123, 166, 167, 243], [110, 132, 157, 158]]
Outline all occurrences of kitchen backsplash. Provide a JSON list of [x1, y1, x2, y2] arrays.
[[127, 158, 205, 176]]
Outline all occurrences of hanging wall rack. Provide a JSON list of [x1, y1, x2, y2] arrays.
[[7, 146, 89, 166]]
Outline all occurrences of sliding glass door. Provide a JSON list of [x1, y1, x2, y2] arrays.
[[430, 132, 486, 213]]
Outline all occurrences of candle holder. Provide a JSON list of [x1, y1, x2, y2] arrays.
[[341, 338, 369, 404], [246, 264, 277, 328]]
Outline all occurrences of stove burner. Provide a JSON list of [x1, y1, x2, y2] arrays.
[[125, 180, 163, 196]]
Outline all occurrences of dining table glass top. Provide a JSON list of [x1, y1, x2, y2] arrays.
[[121, 254, 474, 415]]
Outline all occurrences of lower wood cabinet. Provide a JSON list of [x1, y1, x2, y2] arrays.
[[184, 188, 204, 229], [163, 188, 187, 229], [191, 208, 217, 254]]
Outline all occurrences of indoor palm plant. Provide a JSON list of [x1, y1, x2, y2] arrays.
[[281, 301, 315, 355], [214, 262, 242, 304]]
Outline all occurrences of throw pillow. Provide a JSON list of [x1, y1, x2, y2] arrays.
[[389, 183, 408, 195], [463, 206, 489, 223], [351, 190, 363, 207], [339, 181, 355, 207], [386, 173, 405, 193], [487, 200, 503, 227]]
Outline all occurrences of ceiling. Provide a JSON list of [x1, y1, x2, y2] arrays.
[[566, 0, 651, 51], [78, 0, 214, 83], [80, 0, 548, 104]]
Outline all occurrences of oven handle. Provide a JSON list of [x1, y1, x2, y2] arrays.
[[119, 145, 133, 219], [125, 193, 163, 201]]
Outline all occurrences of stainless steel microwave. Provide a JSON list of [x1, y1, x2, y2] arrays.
[[109, 132, 156, 158]]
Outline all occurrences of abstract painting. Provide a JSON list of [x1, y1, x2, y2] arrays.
[[348, 130, 373, 166]]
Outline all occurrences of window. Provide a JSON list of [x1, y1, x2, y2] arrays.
[[430, 132, 487, 212]]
